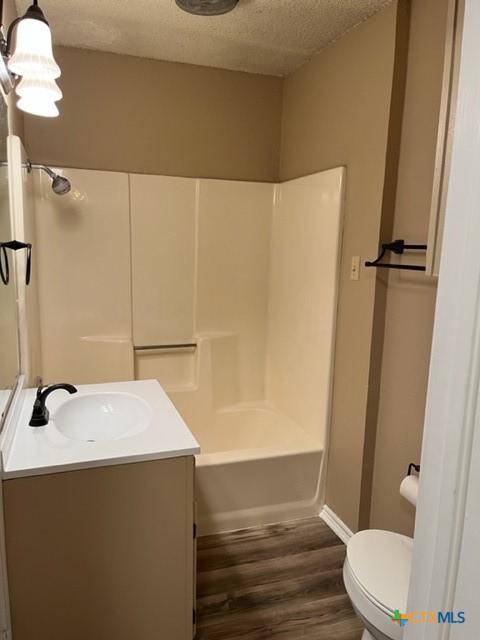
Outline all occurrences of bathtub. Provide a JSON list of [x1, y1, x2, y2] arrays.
[[136, 336, 326, 534], [182, 400, 322, 534]]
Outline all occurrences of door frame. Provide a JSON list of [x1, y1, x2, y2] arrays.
[[405, 0, 480, 636]]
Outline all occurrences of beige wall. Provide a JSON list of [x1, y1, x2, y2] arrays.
[[369, 0, 449, 536], [280, 3, 400, 530], [23, 46, 283, 183]]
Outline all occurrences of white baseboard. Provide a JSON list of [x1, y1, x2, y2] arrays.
[[319, 504, 353, 544]]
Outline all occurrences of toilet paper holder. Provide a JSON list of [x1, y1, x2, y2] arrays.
[[408, 462, 420, 476]]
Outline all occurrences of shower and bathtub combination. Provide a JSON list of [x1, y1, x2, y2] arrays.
[[17, 133, 345, 534]]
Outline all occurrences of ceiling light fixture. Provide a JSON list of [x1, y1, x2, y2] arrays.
[[0, 0, 62, 118]]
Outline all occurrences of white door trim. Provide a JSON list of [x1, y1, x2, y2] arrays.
[[405, 0, 480, 637]]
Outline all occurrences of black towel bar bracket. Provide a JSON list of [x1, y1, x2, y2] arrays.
[[408, 463, 421, 476], [365, 239, 427, 272], [0, 240, 32, 285]]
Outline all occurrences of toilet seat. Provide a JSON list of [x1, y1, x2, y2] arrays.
[[343, 530, 413, 640]]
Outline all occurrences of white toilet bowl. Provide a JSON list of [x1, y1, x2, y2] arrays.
[[343, 529, 413, 640]]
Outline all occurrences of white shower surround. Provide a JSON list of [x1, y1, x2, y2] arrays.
[[32, 165, 345, 534], [135, 168, 346, 533]]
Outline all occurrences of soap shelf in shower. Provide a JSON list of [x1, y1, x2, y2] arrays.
[[365, 239, 427, 272]]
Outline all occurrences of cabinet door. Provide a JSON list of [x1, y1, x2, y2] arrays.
[[4, 457, 195, 640]]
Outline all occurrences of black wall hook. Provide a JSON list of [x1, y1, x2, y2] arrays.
[[365, 239, 427, 272], [0, 245, 9, 285], [0, 240, 32, 285]]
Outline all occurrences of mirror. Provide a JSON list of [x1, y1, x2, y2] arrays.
[[0, 95, 20, 423]]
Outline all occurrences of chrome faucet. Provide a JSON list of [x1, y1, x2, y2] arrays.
[[29, 383, 78, 427]]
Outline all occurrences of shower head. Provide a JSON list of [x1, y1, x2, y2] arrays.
[[26, 161, 72, 195], [175, 0, 239, 16], [51, 174, 71, 195]]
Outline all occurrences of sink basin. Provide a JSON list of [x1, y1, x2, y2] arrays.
[[53, 392, 152, 442]]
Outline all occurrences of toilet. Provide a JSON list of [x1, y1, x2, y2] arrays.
[[343, 529, 413, 640]]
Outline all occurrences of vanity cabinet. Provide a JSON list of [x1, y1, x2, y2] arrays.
[[3, 456, 195, 640]]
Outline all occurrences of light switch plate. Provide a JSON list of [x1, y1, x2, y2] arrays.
[[350, 256, 361, 281]]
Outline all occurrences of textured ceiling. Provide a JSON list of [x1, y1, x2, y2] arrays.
[[15, 0, 392, 77]]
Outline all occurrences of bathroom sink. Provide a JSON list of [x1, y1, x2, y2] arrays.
[[53, 392, 152, 442]]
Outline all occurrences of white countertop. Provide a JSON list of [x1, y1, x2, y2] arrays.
[[1, 379, 200, 479]]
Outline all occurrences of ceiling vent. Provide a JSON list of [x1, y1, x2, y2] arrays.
[[175, 0, 239, 16]]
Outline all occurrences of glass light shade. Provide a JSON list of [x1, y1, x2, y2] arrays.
[[8, 18, 61, 79], [17, 96, 59, 118], [16, 75, 62, 102]]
